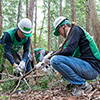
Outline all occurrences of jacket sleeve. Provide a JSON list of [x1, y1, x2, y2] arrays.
[[2, 32, 15, 65], [58, 26, 82, 56]]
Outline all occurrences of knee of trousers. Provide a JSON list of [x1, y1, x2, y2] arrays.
[[50, 55, 60, 67]]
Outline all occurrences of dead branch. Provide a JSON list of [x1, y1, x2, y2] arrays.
[[0, 78, 19, 83], [0, 73, 17, 78], [88, 89, 98, 100], [11, 77, 22, 94]]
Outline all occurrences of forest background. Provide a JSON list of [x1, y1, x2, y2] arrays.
[[0, 0, 100, 99], [0, 0, 100, 52]]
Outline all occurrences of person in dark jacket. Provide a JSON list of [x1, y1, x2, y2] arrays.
[[50, 16, 100, 96], [0, 18, 32, 92]]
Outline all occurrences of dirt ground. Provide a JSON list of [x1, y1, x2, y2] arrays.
[[0, 80, 100, 100], [0, 69, 100, 100]]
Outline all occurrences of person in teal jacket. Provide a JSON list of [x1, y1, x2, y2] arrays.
[[0, 18, 32, 92], [50, 16, 100, 96], [26, 48, 49, 73]]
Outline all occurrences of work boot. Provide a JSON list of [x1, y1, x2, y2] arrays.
[[71, 82, 93, 96]]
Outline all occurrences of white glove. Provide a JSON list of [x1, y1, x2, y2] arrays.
[[13, 64, 22, 73], [43, 51, 53, 60], [19, 60, 26, 70], [28, 52, 32, 61], [35, 61, 45, 69], [43, 51, 53, 64]]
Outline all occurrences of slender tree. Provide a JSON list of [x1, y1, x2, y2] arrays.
[[86, 0, 91, 34], [88, 0, 100, 50], [0, 0, 2, 37], [48, 0, 50, 51], [29, 0, 34, 24], [37, 0, 46, 47], [71, 0, 75, 21], [26, 0, 29, 18], [28, 0, 37, 64], [59, 0, 62, 45], [34, 0, 37, 48], [17, 0, 22, 24]]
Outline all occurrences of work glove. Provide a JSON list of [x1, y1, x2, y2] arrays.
[[35, 61, 45, 69], [43, 51, 53, 64], [19, 60, 26, 71], [13, 64, 22, 73], [35, 52, 53, 69], [28, 52, 32, 61]]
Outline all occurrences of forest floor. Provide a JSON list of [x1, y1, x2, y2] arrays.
[[0, 67, 100, 100]]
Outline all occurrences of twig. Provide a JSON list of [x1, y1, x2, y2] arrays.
[[88, 89, 98, 100], [5, 68, 9, 79], [0, 77, 19, 83], [11, 77, 22, 94], [0, 73, 17, 78]]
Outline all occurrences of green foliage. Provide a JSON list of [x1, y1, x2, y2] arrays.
[[0, 44, 4, 67], [40, 76, 48, 88], [75, 0, 87, 29], [2, 0, 19, 32], [1, 0, 100, 51], [0, 80, 15, 92]]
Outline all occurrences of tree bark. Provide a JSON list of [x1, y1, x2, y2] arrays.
[[71, 0, 76, 21], [88, 0, 100, 50], [48, 0, 50, 51], [28, 0, 37, 64], [34, 0, 37, 48], [86, 0, 91, 34], [59, 0, 62, 46], [26, 0, 29, 18], [37, 0, 46, 47], [17, 0, 22, 24], [0, 0, 2, 37], [29, 0, 35, 24]]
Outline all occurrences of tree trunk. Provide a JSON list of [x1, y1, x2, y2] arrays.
[[17, 0, 22, 24], [34, 0, 37, 48], [48, 0, 50, 51], [59, 0, 62, 46], [26, 0, 29, 18], [71, 0, 75, 21], [0, 0, 2, 37], [88, 0, 100, 50], [29, 0, 34, 24], [28, 0, 37, 64], [86, 0, 91, 34], [37, 0, 46, 47]]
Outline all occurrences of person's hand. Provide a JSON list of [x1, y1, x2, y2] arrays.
[[35, 62, 44, 69], [19, 60, 26, 70], [28, 52, 32, 61], [43, 51, 53, 60], [13, 64, 22, 73], [43, 51, 53, 64]]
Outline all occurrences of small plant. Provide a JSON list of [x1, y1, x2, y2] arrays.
[[0, 80, 15, 92], [40, 76, 48, 88], [0, 44, 4, 67]]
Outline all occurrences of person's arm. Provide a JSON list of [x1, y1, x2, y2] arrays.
[[58, 26, 82, 56], [39, 49, 46, 62], [22, 37, 30, 61], [3, 32, 15, 65]]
